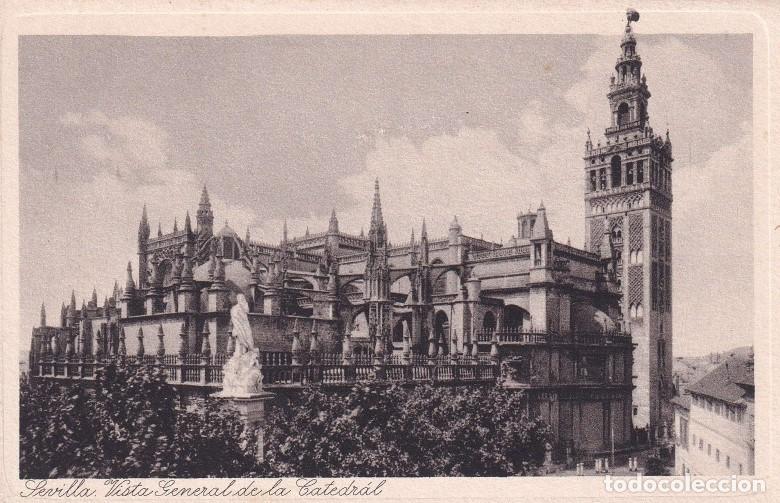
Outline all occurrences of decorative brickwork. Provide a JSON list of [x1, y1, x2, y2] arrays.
[[608, 216, 624, 235], [590, 218, 604, 252], [628, 266, 643, 306], [629, 214, 643, 251]]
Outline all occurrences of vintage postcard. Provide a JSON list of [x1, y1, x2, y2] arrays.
[[1, 1, 776, 501]]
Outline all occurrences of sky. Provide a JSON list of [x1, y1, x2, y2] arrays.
[[18, 31, 753, 357]]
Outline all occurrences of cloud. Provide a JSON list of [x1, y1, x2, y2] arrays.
[[60, 111, 170, 181], [336, 127, 540, 244], [673, 126, 752, 356]]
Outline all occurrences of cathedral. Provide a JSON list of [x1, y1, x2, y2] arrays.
[[30, 12, 672, 454]]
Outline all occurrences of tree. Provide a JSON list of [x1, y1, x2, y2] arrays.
[[261, 383, 553, 477], [20, 364, 258, 478]]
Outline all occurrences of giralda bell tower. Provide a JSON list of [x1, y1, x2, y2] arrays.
[[583, 9, 673, 442]]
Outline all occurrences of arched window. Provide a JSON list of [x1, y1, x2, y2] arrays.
[[611, 225, 622, 243], [431, 260, 447, 296], [617, 102, 630, 126], [630, 304, 637, 319], [610, 156, 622, 187], [504, 305, 529, 332], [636, 303, 644, 318], [392, 321, 404, 343], [482, 312, 496, 333], [626, 162, 634, 185], [434, 311, 449, 355]]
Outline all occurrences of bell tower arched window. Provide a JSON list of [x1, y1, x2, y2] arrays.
[[610, 156, 622, 188], [617, 102, 630, 126]]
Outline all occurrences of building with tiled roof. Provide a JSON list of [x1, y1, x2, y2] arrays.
[[673, 355, 754, 475]]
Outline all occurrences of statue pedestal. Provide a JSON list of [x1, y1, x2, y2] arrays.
[[211, 390, 275, 462]]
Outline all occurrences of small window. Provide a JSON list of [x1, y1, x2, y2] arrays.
[[726, 456, 730, 468], [617, 102, 630, 126], [636, 161, 644, 183], [611, 156, 622, 187], [716, 449, 720, 462], [699, 439, 703, 450], [739, 463, 743, 475], [707, 443, 711, 456], [626, 162, 634, 185]]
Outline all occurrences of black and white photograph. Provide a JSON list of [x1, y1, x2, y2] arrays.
[[3, 1, 775, 499]]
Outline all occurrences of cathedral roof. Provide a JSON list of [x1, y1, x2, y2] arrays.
[[217, 222, 238, 239]]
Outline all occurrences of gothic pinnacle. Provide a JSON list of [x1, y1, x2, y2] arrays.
[[40, 302, 46, 327], [173, 218, 178, 233], [199, 185, 210, 206], [184, 211, 192, 234], [328, 208, 339, 233], [157, 222, 162, 237], [91, 287, 98, 306], [125, 261, 135, 291]]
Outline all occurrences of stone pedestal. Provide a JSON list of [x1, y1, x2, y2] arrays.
[[211, 391, 275, 462]]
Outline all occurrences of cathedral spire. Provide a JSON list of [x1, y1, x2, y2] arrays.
[[200, 185, 211, 206], [40, 302, 46, 327], [328, 209, 339, 234], [368, 178, 386, 246], [197, 185, 214, 242], [138, 204, 150, 245], [125, 262, 136, 292]]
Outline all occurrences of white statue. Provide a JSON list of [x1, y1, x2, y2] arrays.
[[220, 294, 264, 396], [232, 294, 254, 355]]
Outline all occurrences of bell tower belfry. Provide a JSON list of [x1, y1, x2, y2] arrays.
[[583, 9, 673, 442]]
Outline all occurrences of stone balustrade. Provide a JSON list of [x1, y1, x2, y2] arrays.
[[28, 350, 499, 389]]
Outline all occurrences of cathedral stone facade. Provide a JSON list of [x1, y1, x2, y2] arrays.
[[30, 15, 673, 455]]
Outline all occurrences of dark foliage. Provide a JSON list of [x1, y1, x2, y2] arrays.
[[19, 365, 257, 478], [261, 383, 553, 477], [22, 371, 552, 478]]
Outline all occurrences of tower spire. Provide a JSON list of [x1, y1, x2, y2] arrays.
[[368, 178, 386, 246], [40, 302, 46, 327], [196, 185, 214, 243], [328, 209, 339, 234], [138, 204, 150, 245], [125, 261, 136, 291], [200, 185, 210, 206], [184, 211, 192, 235]]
